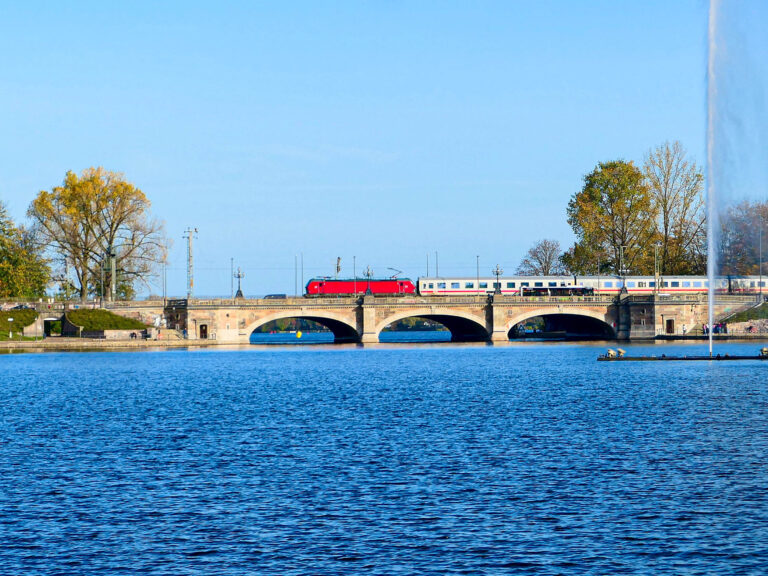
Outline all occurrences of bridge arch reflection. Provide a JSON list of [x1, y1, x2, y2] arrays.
[[375, 309, 489, 342], [506, 309, 616, 340], [246, 312, 360, 343]]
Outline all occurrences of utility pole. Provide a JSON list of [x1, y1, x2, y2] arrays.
[[110, 249, 117, 301], [336, 257, 341, 280], [476, 255, 480, 295], [100, 254, 105, 306], [162, 259, 167, 307], [183, 228, 198, 299]]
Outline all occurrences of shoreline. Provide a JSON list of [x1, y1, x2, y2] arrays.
[[2, 333, 768, 352]]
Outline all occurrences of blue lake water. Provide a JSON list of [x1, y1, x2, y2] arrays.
[[2, 340, 768, 574]]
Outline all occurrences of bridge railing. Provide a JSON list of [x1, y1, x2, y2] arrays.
[[494, 295, 616, 304]]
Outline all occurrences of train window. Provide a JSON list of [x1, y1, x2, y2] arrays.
[[761, 281, 766, 287], [428, 283, 434, 289], [750, 281, 756, 288], [451, 282, 460, 289], [506, 282, 515, 288], [605, 281, 613, 287], [627, 281, 635, 287], [694, 281, 702, 287], [548, 282, 557, 287], [465, 282, 474, 289], [663, 281, 669, 287], [493, 282, 500, 289], [479, 282, 488, 288], [520, 282, 529, 287], [534, 282, 543, 287], [671, 281, 679, 287], [437, 282, 446, 289], [650, 281, 655, 287], [638, 281, 646, 288], [683, 281, 691, 287]]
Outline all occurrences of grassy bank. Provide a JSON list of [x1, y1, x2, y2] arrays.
[[0, 309, 38, 340], [727, 303, 768, 323], [66, 309, 147, 330]]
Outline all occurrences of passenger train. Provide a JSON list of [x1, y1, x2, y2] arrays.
[[305, 275, 768, 297], [418, 275, 767, 296]]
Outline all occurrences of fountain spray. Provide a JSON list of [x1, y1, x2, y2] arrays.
[[706, 0, 719, 357]]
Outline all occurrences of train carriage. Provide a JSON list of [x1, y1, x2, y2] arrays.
[[305, 277, 416, 296]]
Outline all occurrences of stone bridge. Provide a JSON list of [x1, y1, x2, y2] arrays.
[[159, 293, 757, 344]]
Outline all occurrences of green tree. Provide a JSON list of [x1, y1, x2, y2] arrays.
[[565, 160, 658, 275], [0, 201, 50, 298], [28, 167, 168, 301]]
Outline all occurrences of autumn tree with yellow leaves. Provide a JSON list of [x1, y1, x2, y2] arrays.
[[562, 160, 658, 276], [28, 168, 168, 301]]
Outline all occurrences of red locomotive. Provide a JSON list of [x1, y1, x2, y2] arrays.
[[305, 277, 416, 296]]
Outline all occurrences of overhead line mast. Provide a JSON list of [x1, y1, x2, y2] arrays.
[[183, 227, 198, 299]]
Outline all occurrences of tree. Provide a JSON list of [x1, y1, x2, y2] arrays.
[[28, 168, 168, 301], [516, 239, 567, 275], [644, 141, 706, 274], [0, 200, 50, 298], [566, 160, 657, 275], [719, 200, 768, 276]]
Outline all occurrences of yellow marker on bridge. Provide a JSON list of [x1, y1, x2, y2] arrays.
[[296, 331, 302, 339]]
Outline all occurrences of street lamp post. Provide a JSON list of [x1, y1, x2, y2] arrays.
[[7, 317, 13, 339], [364, 266, 373, 295], [619, 245, 628, 289], [492, 264, 503, 294], [597, 254, 601, 295], [757, 218, 763, 300]]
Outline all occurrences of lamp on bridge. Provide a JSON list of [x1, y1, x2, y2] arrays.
[[234, 267, 245, 299], [492, 264, 503, 294], [364, 266, 374, 295]]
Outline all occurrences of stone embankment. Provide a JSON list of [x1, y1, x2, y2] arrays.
[[0, 337, 246, 351], [727, 319, 768, 335]]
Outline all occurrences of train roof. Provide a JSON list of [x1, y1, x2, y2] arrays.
[[306, 277, 414, 282]]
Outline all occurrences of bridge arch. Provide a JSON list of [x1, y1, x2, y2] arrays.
[[505, 307, 616, 339], [375, 308, 489, 342], [245, 310, 360, 343]]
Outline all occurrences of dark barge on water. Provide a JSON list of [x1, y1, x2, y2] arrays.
[[598, 347, 768, 362]]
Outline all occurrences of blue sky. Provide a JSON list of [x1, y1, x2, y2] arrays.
[[1, 1, 711, 296]]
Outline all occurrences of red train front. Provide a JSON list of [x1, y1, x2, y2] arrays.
[[305, 277, 416, 296]]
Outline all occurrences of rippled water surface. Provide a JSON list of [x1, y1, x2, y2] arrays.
[[2, 341, 768, 574]]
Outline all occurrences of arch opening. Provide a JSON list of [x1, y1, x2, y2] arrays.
[[250, 316, 360, 344], [380, 314, 489, 343], [509, 313, 615, 340]]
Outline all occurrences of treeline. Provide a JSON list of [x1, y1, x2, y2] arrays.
[[518, 142, 706, 276], [1, 167, 167, 301], [518, 141, 767, 277]]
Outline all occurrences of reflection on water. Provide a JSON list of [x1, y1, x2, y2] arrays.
[[250, 331, 452, 345], [2, 340, 768, 574]]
